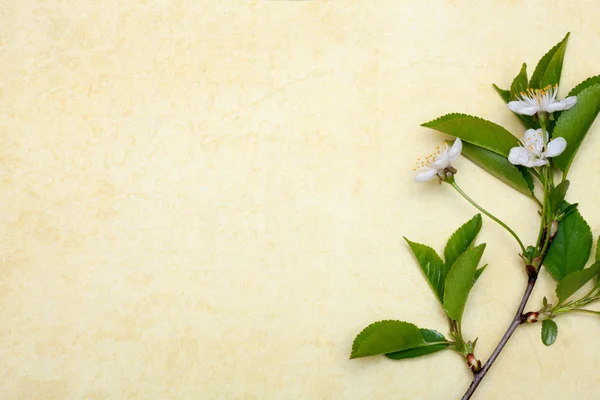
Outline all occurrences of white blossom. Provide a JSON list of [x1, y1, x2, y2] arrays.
[[414, 139, 462, 182], [508, 129, 566, 168], [507, 85, 576, 116]]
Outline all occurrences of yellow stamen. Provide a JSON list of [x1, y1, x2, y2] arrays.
[[414, 142, 447, 169]]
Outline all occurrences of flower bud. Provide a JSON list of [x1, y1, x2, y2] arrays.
[[550, 220, 559, 240], [466, 353, 481, 373], [522, 245, 536, 263], [523, 311, 539, 323]]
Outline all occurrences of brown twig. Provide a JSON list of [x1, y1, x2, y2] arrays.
[[461, 274, 537, 400]]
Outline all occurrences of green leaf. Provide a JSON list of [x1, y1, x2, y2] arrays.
[[443, 244, 486, 322], [530, 33, 570, 89], [549, 180, 570, 215], [541, 320, 558, 346], [556, 263, 600, 303], [385, 343, 449, 360], [418, 328, 446, 342], [545, 203, 593, 280], [596, 236, 600, 262], [492, 84, 510, 102], [405, 238, 445, 303], [510, 63, 528, 99], [568, 75, 600, 97], [422, 114, 517, 157], [444, 214, 482, 272], [350, 320, 425, 359], [518, 166, 535, 193], [473, 265, 487, 284], [558, 202, 578, 221], [552, 83, 600, 173], [459, 141, 533, 197], [524, 245, 536, 262], [385, 329, 450, 360]]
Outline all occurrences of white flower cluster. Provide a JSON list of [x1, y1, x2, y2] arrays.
[[414, 85, 577, 181]]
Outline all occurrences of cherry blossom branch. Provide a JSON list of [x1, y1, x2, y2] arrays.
[[461, 158, 554, 399]]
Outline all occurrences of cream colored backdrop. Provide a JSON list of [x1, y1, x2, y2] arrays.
[[2, 1, 600, 399]]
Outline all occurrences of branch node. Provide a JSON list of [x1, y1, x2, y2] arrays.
[[525, 265, 538, 282]]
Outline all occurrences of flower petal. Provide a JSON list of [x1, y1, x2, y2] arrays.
[[508, 100, 540, 116], [414, 168, 438, 183], [545, 137, 567, 158], [564, 96, 577, 108], [508, 147, 532, 166], [546, 96, 577, 113], [448, 138, 462, 162], [430, 151, 450, 169], [522, 128, 543, 143]]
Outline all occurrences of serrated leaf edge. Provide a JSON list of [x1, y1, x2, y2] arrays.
[[422, 113, 499, 128], [510, 63, 528, 99], [492, 84, 510, 102], [555, 262, 600, 303], [443, 243, 487, 322], [404, 237, 445, 302], [568, 74, 600, 97], [444, 214, 482, 270], [530, 32, 570, 89], [351, 320, 422, 358], [545, 205, 593, 280]]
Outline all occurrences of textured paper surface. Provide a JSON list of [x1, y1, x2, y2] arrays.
[[2, 1, 600, 399]]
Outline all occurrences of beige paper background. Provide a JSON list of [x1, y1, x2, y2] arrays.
[[2, 1, 600, 399]]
